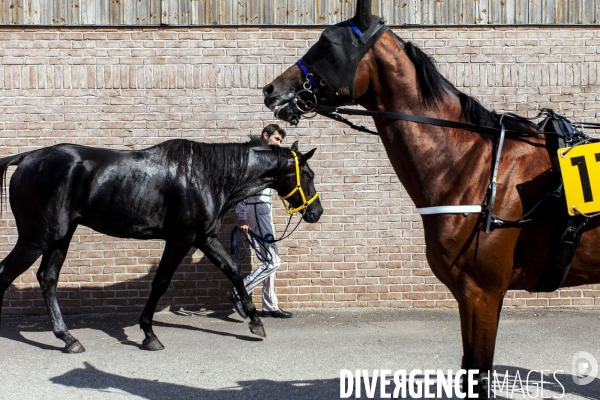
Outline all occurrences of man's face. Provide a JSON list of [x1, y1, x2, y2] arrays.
[[263, 131, 284, 147]]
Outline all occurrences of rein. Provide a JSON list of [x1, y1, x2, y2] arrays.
[[301, 101, 577, 139]]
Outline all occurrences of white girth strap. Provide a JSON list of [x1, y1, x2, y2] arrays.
[[417, 205, 483, 215]]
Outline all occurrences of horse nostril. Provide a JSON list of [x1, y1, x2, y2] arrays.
[[263, 84, 274, 97]]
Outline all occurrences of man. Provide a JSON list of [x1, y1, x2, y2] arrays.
[[227, 124, 293, 319]]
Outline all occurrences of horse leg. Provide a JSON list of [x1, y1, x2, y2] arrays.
[[139, 240, 191, 351], [195, 236, 265, 338], [455, 281, 505, 399], [0, 240, 44, 325], [36, 230, 83, 353]]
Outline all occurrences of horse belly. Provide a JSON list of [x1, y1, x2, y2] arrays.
[[81, 170, 177, 240], [81, 206, 166, 240]]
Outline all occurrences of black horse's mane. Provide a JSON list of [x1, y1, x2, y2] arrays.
[[402, 41, 538, 133], [159, 136, 288, 193]]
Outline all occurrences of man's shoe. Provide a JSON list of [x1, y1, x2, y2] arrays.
[[262, 309, 293, 318], [227, 289, 247, 319]]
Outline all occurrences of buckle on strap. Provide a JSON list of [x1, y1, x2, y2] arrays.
[[296, 59, 318, 89]]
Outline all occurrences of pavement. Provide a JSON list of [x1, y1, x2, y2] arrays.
[[0, 307, 599, 400]]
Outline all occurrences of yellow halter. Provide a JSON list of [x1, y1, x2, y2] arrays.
[[279, 151, 319, 214]]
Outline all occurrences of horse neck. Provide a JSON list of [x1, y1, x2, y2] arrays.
[[357, 34, 494, 208], [228, 147, 283, 204]]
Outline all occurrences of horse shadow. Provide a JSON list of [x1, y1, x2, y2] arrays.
[[46, 363, 600, 400], [50, 361, 341, 400], [0, 307, 260, 353]]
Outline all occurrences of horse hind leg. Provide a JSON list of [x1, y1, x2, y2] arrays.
[[0, 240, 45, 326], [36, 229, 84, 353]]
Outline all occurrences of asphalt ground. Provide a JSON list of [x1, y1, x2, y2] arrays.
[[0, 308, 599, 400]]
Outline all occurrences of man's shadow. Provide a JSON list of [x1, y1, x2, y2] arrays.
[[0, 213, 263, 351]]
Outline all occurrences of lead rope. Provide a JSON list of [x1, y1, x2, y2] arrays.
[[231, 214, 303, 262]]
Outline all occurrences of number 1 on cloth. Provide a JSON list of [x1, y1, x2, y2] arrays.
[[558, 142, 600, 216]]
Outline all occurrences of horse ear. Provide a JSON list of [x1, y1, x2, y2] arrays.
[[300, 148, 317, 163], [291, 141, 299, 152], [352, 0, 373, 32]]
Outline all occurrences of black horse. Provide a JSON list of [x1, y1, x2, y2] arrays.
[[0, 137, 322, 353]]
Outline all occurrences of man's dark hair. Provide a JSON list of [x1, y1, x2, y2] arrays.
[[262, 124, 286, 139]]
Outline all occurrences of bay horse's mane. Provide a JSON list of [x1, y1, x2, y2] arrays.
[[401, 39, 538, 134], [159, 135, 287, 193]]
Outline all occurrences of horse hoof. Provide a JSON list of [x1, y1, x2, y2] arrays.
[[143, 337, 165, 351], [248, 322, 266, 338], [64, 340, 85, 354]]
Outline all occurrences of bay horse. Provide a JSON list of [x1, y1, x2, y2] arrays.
[[0, 137, 322, 353], [263, 0, 600, 395]]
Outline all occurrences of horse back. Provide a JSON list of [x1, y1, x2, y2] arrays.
[[9, 143, 207, 241]]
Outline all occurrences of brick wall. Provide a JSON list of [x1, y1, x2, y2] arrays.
[[1, 26, 599, 316]]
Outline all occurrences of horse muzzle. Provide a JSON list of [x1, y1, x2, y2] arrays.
[[263, 85, 302, 126], [274, 101, 301, 126], [302, 202, 323, 223]]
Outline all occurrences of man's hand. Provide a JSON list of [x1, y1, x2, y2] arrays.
[[237, 220, 249, 233]]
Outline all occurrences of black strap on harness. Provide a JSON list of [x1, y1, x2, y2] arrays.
[[531, 112, 590, 292], [306, 102, 570, 138]]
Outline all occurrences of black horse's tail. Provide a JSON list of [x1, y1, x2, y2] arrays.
[[0, 152, 30, 214]]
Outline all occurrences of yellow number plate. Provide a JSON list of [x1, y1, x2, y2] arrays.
[[558, 142, 600, 216]]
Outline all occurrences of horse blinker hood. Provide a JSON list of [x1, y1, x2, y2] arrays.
[[301, 15, 389, 105]]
